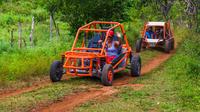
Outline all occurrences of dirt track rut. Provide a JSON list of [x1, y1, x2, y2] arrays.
[[0, 80, 50, 100]]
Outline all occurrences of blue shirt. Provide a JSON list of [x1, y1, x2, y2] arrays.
[[145, 30, 154, 38]]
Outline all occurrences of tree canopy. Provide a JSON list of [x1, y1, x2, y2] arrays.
[[44, 0, 133, 34]]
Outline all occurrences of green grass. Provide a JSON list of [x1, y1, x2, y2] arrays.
[[139, 49, 162, 65], [0, 76, 101, 112], [74, 31, 200, 112], [0, 35, 161, 112], [0, 40, 73, 89], [75, 58, 199, 111], [75, 66, 177, 112], [0, 1, 73, 88], [0, 49, 160, 112]]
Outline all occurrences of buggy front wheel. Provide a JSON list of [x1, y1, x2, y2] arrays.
[[101, 64, 114, 86], [50, 61, 63, 82]]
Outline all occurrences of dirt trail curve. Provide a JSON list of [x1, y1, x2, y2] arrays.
[[36, 49, 176, 112], [0, 80, 51, 100]]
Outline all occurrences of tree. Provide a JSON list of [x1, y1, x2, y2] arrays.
[[45, 0, 133, 34]]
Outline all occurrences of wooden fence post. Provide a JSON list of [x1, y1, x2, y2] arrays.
[[29, 16, 35, 47], [18, 22, 22, 48], [50, 15, 53, 41]]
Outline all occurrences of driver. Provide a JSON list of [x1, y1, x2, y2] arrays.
[[105, 30, 120, 62], [145, 27, 155, 39], [98, 30, 120, 62]]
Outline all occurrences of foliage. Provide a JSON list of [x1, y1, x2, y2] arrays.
[[44, 0, 133, 34]]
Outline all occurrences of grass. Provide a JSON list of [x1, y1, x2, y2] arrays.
[[0, 39, 74, 89], [0, 28, 196, 112], [0, 0, 71, 89], [75, 60, 199, 112], [74, 66, 177, 112], [0, 38, 161, 112], [0, 76, 101, 112], [139, 49, 162, 65], [74, 31, 200, 112]]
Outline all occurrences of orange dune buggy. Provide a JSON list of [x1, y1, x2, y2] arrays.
[[50, 21, 141, 86], [136, 21, 174, 53]]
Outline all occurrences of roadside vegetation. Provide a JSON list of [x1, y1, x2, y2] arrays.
[[0, 1, 73, 89]]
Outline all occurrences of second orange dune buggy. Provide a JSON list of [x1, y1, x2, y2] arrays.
[[136, 21, 174, 53], [50, 21, 141, 86]]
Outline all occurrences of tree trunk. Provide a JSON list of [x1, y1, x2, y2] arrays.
[[18, 22, 22, 48], [29, 16, 35, 47]]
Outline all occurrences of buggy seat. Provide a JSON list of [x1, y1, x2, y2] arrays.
[[88, 33, 101, 48]]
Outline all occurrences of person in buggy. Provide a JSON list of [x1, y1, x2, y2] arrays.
[[145, 27, 155, 39], [98, 30, 121, 63]]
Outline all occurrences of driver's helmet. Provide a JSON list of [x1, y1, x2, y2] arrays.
[[108, 30, 114, 37]]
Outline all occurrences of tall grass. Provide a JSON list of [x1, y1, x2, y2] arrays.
[[0, 39, 74, 87], [0, 16, 73, 88]]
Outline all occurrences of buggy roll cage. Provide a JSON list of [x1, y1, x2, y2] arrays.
[[71, 21, 131, 55], [140, 21, 173, 40]]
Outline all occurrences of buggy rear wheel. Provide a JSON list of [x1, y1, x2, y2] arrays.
[[101, 64, 114, 86], [131, 54, 141, 77], [50, 61, 63, 82], [164, 40, 171, 53], [136, 38, 142, 53]]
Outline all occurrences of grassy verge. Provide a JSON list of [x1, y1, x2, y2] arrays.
[[74, 31, 200, 112], [0, 40, 73, 89], [139, 50, 162, 65], [0, 0, 73, 89]]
